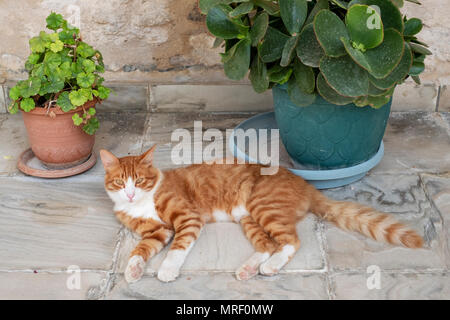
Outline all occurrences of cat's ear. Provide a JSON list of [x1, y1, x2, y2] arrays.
[[140, 144, 157, 165], [99, 149, 119, 170]]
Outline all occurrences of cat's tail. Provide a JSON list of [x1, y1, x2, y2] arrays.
[[309, 189, 423, 248]]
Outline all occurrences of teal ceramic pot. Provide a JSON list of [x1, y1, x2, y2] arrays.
[[272, 85, 392, 169]]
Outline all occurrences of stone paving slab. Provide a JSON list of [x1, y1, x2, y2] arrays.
[[0, 114, 28, 176], [421, 173, 450, 266], [332, 272, 449, 300], [373, 112, 450, 174], [0, 86, 6, 113], [322, 174, 447, 271], [98, 84, 148, 112], [0, 175, 119, 270], [142, 112, 255, 170], [89, 112, 147, 175], [106, 273, 329, 300], [0, 271, 107, 300], [116, 215, 324, 274]]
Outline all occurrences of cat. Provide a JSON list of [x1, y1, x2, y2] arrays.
[[100, 145, 423, 283]]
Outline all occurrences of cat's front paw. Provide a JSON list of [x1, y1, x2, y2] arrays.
[[157, 267, 179, 282], [125, 255, 146, 283]]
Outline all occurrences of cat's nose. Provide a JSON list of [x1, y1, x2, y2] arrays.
[[126, 192, 135, 201]]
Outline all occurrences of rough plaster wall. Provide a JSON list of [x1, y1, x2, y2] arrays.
[[0, 0, 448, 86]]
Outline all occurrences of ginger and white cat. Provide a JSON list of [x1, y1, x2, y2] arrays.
[[100, 146, 423, 283]]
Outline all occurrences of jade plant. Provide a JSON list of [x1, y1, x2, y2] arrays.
[[200, 0, 430, 108], [8, 12, 111, 134]]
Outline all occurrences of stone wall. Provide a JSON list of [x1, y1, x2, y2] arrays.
[[0, 0, 449, 112]]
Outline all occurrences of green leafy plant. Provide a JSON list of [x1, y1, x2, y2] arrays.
[[8, 12, 111, 134], [201, 0, 430, 108]]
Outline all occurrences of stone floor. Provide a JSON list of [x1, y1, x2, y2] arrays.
[[0, 110, 449, 300]]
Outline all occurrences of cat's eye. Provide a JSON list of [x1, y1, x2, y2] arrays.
[[136, 178, 144, 184], [114, 179, 124, 186]]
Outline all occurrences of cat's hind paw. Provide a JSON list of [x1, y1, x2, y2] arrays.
[[125, 255, 146, 283], [157, 267, 179, 282], [236, 252, 270, 281]]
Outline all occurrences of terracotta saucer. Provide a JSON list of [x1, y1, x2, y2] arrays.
[[17, 148, 97, 178]]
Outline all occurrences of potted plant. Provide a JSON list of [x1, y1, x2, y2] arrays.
[[8, 12, 111, 168], [201, 0, 430, 169]]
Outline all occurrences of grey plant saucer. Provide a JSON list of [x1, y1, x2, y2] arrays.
[[228, 112, 384, 189]]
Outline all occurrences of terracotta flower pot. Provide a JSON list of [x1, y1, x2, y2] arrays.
[[21, 100, 96, 169]]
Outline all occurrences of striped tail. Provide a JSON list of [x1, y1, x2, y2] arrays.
[[309, 190, 423, 248]]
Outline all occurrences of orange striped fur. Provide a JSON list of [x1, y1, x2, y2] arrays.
[[100, 146, 423, 283]]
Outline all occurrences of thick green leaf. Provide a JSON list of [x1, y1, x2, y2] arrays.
[[252, 0, 280, 15], [258, 27, 290, 63], [316, 72, 354, 105], [368, 82, 389, 96], [57, 91, 76, 112], [404, 18, 422, 36], [287, 77, 316, 107], [366, 94, 391, 108], [280, 35, 299, 67], [330, 0, 349, 9], [250, 12, 269, 47], [229, 2, 254, 17], [249, 57, 269, 93], [296, 23, 325, 67], [268, 65, 293, 84], [206, 5, 248, 39], [369, 42, 412, 89], [345, 4, 384, 50], [305, 0, 329, 25], [409, 60, 425, 76], [409, 42, 432, 55], [348, 0, 403, 32], [314, 10, 349, 57], [363, 28, 404, 79], [199, 0, 236, 14], [342, 28, 404, 79], [293, 59, 315, 93], [46, 12, 64, 30], [279, 0, 308, 35], [341, 37, 372, 71], [224, 38, 251, 80], [320, 55, 369, 97], [411, 75, 421, 85], [21, 98, 36, 112]]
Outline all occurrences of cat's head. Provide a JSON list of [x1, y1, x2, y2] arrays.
[[99, 145, 161, 205]]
